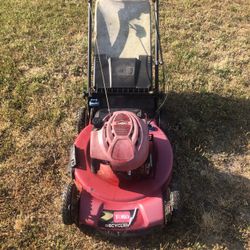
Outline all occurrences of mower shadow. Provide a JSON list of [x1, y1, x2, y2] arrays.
[[81, 92, 250, 249], [96, 1, 149, 57]]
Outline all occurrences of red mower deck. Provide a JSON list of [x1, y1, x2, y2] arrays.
[[73, 121, 173, 231]]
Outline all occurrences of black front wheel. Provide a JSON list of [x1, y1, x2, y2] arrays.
[[61, 182, 79, 225]]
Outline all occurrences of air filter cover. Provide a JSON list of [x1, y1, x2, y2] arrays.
[[90, 111, 149, 171]]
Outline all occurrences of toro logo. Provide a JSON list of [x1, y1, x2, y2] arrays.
[[117, 121, 128, 125], [113, 211, 131, 223]]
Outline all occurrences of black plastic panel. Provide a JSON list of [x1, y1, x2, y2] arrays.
[[91, 94, 156, 118], [94, 55, 152, 90], [94, 108, 144, 120], [137, 55, 152, 88], [94, 55, 110, 88], [110, 58, 137, 88]]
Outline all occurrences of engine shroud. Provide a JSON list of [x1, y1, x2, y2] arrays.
[[90, 111, 149, 171]]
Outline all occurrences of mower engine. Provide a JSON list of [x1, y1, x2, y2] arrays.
[[90, 111, 150, 173]]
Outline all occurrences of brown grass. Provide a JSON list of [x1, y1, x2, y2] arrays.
[[0, 0, 249, 249]]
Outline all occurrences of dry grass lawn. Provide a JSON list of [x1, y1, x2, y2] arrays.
[[0, 0, 249, 249]]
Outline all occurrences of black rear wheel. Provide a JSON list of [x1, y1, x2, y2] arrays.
[[76, 107, 89, 133], [61, 182, 79, 225]]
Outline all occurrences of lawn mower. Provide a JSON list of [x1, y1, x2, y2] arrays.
[[61, 0, 180, 235]]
